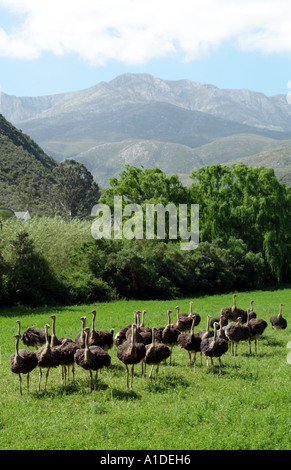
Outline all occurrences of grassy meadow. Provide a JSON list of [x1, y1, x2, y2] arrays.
[[0, 289, 290, 450]]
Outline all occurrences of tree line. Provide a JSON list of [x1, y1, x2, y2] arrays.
[[0, 162, 290, 307]]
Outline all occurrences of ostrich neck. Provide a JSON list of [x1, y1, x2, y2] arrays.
[[92, 315, 96, 331], [52, 319, 56, 336], [85, 333, 90, 362], [213, 325, 217, 341], [14, 337, 20, 359]]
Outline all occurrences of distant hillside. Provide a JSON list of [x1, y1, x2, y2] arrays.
[[0, 114, 58, 215], [1, 73, 291, 187], [228, 143, 291, 184]]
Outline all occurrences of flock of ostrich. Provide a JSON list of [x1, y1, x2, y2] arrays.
[[9, 294, 287, 395]]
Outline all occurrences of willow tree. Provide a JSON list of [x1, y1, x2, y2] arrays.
[[189, 163, 291, 283]]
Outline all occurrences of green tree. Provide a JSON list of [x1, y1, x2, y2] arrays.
[[52, 159, 100, 219], [100, 165, 188, 207], [189, 163, 291, 283]]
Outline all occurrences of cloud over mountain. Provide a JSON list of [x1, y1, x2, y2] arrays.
[[1, 0, 291, 64]]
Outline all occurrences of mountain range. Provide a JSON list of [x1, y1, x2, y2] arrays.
[[1, 73, 291, 186]]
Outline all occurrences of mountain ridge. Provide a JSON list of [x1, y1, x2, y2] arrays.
[[1, 73, 291, 186]]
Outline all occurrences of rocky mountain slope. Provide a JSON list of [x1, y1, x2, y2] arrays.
[[1, 73, 291, 186]]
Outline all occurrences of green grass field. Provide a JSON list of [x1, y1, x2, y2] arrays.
[[0, 289, 290, 450]]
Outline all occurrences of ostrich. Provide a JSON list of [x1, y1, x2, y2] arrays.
[[200, 322, 229, 375], [177, 315, 202, 372], [36, 324, 61, 392], [125, 311, 152, 345], [224, 317, 251, 357], [172, 306, 194, 333], [49, 314, 62, 347], [189, 301, 201, 327], [143, 327, 171, 381], [210, 315, 228, 329], [75, 316, 87, 348], [196, 315, 214, 340], [140, 310, 152, 334], [220, 293, 236, 320], [270, 303, 287, 330], [218, 315, 229, 342], [114, 311, 138, 346], [117, 323, 146, 390], [174, 302, 200, 326], [89, 309, 114, 351], [229, 294, 248, 322], [10, 334, 38, 395], [246, 310, 267, 354], [138, 310, 153, 344], [74, 327, 111, 393], [220, 293, 247, 322], [161, 310, 181, 365], [55, 338, 79, 384], [17, 320, 50, 350], [248, 300, 257, 320], [153, 326, 165, 343]]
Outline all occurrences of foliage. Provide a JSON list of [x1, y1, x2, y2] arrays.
[[52, 159, 100, 219], [189, 163, 291, 283], [0, 114, 57, 216], [0, 162, 290, 306]]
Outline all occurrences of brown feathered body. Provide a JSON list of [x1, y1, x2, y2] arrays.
[[117, 336, 146, 366], [142, 328, 170, 381], [74, 327, 111, 392], [221, 294, 248, 322], [117, 324, 146, 389], [36, 341, 61, 370], [248, 318, 267, 338], [224, 318, 251, 356], [74, 344, 111, 371], [90, 329, 114, 351], [172, 307, 194, 333], [56, 339, 79, 367], [153, 326, 164, 343], [200, 323, 228, 374], [10, 335, 38, 395], [225, 320, 251, 343], [210, 315, 228, 329], [247, 317, 267, 354], [10, 335, 38, 376], [177, 317, 202, 371], [35, 324, 61, 392], [270, 304, 287, 329], [144, 342, 170, 365], [114, 324, 132, 346], [21, 327, 51, 349], [177, 330, 202, 356]]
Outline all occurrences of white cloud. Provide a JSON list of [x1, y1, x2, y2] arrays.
[[0, 0, 291, 64]]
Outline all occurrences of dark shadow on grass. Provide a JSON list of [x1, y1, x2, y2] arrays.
[[110, 387, 140, 401], [145, 374, 190, 392]]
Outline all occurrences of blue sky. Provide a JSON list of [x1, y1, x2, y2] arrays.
[[0, 0, 291, 97]]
